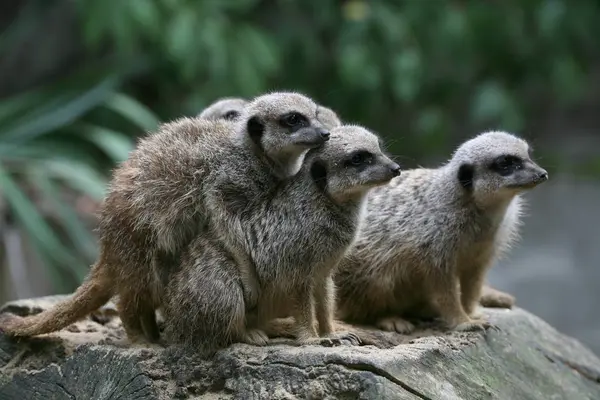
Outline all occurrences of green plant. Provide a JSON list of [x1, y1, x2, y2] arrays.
[[0, 66, 159, 294]]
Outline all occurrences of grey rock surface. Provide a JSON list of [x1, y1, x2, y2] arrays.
[[0, 296, 599, 399]]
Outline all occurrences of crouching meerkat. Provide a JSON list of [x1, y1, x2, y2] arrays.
[[197, 97, 248, 121], [334, 131, 548, 333], [162, 125, 400, 352], [0, 92, 332, 344]]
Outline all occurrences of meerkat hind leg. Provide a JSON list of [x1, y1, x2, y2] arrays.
[[479, 285, 516, 309], [117, 291, 151, 344]]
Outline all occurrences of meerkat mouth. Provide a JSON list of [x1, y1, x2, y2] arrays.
[[296, 139, 327, 147], [507, 180, 545, 189]]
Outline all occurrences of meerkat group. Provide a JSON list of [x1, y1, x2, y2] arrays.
[[0, 91, 548, 356]]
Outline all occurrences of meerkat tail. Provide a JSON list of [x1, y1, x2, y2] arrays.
[[0, 265, 113, 337]]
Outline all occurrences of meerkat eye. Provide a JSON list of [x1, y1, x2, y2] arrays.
[[280, 112, 308, 128], [223, 110, 239, 120], [346, 151, 373, 167], [490, 155, 523, 176], [351, 154, 364, 165]]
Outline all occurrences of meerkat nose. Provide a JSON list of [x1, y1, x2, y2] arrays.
[[390, 164, 401, 177], [318, 129, 330, 140]]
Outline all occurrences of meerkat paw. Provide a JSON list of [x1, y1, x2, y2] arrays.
[[242, 328, 269, 346], [454, 319, 494, 332], [479, 287, 516, 309], [376, 316, 415, 334], [468, 310, 484, 319], [298, 331, 361, 347]]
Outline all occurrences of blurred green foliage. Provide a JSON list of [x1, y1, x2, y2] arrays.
[[1, 0, 599, 293]]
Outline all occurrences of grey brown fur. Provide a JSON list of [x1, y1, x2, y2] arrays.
[[197, 97, 248, 121], [335, 131, 548, 333], [0, 92, 333, 344], [316, 105, 342, 130], [162, 125, 400, 352]]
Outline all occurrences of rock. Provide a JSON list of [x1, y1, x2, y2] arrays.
[[0, 296, 599, 399]]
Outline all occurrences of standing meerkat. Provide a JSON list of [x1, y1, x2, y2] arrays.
[[197, 97, 248, 121], [334, 131, 548, 333], [0, 92, 332, 344], [162, 125, 401, 352]]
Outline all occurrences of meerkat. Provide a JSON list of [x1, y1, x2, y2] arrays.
[[161, 125, 400, 352], [0, 92, 332, 344], [197, 97, 248, 121], [316, 105, 342, 130], [333, 131, 548, 333], [317, 101, 512, 311]]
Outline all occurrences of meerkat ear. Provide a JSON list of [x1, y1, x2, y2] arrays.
[[247, 116, 264, 143], [310, 160, 328, 192], [457, 163, 474, 190]]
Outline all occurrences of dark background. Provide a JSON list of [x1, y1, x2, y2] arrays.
[[1, 1, 599, 354]]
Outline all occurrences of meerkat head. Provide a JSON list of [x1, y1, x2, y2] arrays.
[[308, 125, 401, 203], [197, 98, 248, 121], [239, 91, 331, 177], [451, 130, 548, 205], [316, 105, 342, 130]]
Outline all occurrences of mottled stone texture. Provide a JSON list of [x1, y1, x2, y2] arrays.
[[0, 295, 599, 399]]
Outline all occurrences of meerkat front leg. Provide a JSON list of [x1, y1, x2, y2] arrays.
[[314, 275, 362, 345], [459, 267, 487, 319], [292, 286, 319, 343], [313, 276, 335, 335], [291, 285, 359, 346], [428, 270, 490, 332]]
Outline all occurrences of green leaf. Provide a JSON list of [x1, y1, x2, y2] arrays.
[[27, 170, 98, 262], [103, 93, 160, 133], [80, 124, 135, 162], [45, 161, 108, 201], [537, 0, 566, 39], [129, 0, 162, 36], [0, 76, 119, 145], [0, 164, 85, 280], [166, 9, 197, 62]]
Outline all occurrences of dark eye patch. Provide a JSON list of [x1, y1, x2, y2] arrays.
[[489, 155, 523, 176], [279, 112, 309, 130], [223, 110, 239, 120], [344, 150, 373, 168]]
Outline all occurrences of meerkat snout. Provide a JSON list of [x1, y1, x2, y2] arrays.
[[290, 125, 331, 148], [501, 157, 549, 190], [370, 157, 401, 184], [389, 162, 402, 177], [318, 128, 331, 141]]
